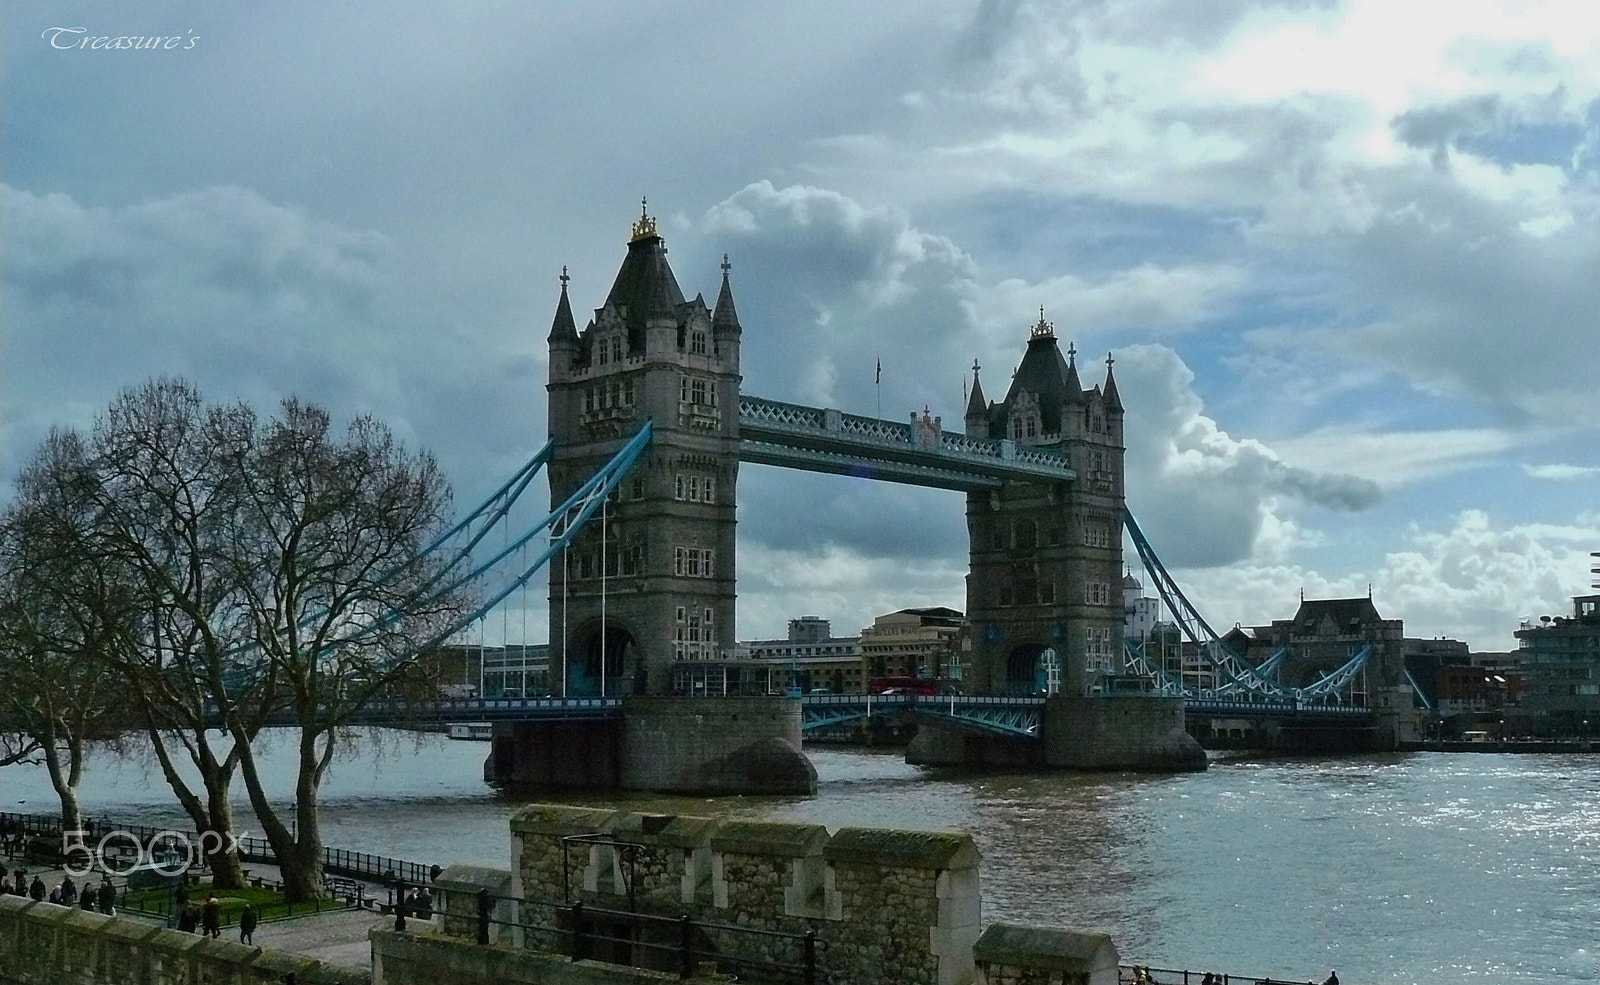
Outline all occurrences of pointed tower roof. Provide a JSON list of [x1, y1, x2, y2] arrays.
[[1102, 352, 1123, 411], [999, 309, 1075, 434], [712, 254, 742, 336], [1063, 339, 1085, 404], [547, 266, 579, 346], [966, 359, 987, 419], [604, 199, 686, 348]]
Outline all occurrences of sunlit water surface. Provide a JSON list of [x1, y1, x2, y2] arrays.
[[4, 733, 1597, 984]]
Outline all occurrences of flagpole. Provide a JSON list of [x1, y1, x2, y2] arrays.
[[876, 355, 881, 420]]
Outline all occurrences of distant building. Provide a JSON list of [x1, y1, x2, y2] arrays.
[[431, 643, 551, 697], [858, 607, 965, 687], [1512, 594, 1600, 733], [1239, 596, 1407, 704], [744, 617, 862, 693], [1122, 574, 1196, 689]]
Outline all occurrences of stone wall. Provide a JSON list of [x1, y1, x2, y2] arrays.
[[973, 924, 1120, 985], [509, 805, 980, 985], [1042, 695, 1206, 772], [619, 696, 816, 794], [0, 895, 369, 985]]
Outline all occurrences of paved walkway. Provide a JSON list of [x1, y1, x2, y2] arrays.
[[1, 860, 399, 970]]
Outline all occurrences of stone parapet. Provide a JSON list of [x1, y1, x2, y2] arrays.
[[506, 805, 980, 985], [974, 923, 1120, 985], [0, 894, 370, 985]]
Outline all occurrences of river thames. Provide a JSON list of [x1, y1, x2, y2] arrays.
[[4, 733, 1597, 985]]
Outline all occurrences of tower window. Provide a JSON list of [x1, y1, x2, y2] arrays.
[[691, 332, 707, 355]]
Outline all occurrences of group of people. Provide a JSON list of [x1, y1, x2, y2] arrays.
[[170, 891, 259, 945], [0, 867, 116, 913], [0, 818, 32, 857]]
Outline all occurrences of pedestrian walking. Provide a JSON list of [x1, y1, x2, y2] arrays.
[[201, 893, 221, 939], [239, 903, 258, 945], [60, 876, 76, 905], [96, 879, 114, 915], [177, 905, 198, 933], [28, 875, 45, 901], [79, 890, 95, 911]]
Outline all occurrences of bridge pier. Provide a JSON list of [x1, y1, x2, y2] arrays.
[[487, 697, 816, 794], [486, 719, 622, 788], [905, 722, 1041, 768], [1042, 696, 1207, 772]]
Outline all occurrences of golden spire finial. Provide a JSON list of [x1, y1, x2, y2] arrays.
[[1030, 306, 1055, 340], [630, 196, 658, 242]]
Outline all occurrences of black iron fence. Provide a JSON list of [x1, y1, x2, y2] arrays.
[[1122, 964, 1343, 985], [399, 883, 826, 985]]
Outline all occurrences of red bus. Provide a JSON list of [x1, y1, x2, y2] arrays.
[[868, 676, 944, 696]]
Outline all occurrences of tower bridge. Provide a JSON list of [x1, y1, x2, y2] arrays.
[[468, 206, 1410, 791]]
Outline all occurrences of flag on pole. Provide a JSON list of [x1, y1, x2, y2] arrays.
[[875, 358, 881, 384]]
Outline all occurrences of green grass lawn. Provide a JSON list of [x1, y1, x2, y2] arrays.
[[121, 883, 346, 924]]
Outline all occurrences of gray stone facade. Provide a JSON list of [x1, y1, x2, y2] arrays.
[[963, 317, 1126, 697], [509, 805, 981, 985], [546, 211, 743, 697]]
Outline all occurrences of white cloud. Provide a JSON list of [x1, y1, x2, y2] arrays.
[[1522, 463, 1600, 481], [1118, 344, 1380, 568], [1174, 509, 1600, 650]]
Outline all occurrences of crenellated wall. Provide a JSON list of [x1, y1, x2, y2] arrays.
[[0, 895, 370, 985], [509, 806, 981, 985]]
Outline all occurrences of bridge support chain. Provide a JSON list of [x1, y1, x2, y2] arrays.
[[1041, 695, 1207, 772]]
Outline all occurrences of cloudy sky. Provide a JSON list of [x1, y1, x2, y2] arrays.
[[5, 0, 1598, 651]]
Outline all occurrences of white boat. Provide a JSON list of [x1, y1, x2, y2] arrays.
[[446, 722, 493, 741]]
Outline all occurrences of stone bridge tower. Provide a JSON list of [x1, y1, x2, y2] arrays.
[[962, 313, 1126, 696], [546, 206, 743, 696]]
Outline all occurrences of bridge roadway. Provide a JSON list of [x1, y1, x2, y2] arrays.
[[299, 692, 1374, 735]]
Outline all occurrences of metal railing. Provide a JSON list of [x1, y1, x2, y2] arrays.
[[403, 883, 826, 984], [0, 811, 436, 891], [1122, 964, 1345, 985]]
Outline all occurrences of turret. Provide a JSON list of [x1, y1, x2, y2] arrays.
[[1102, 353, 1124, 446], [965, 359, 987, 432], [712, 254, 743, 373], [547, 267, 580, 380]]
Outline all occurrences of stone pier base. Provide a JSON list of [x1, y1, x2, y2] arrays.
[[487, 697, 816, 795], [1043, 695, 1207, 772], [621, 696, 816, 794]]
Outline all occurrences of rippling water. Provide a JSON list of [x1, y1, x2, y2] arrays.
[[4, 734, 1597, 984]]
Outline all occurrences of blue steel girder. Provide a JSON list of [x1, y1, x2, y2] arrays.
[[799, 693, 1042, 739], [739, 396, 1075, 490]]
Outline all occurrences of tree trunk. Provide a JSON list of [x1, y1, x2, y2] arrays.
[[40, 725, 82, 837], [232, 726, 325, 902], [203, 783, 244, 890]]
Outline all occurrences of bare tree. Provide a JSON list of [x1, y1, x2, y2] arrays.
[[0, 431, 128, 834], [215, 399, 468, 900], [2, 380, 468, 899], [80, 382, 271, 888]]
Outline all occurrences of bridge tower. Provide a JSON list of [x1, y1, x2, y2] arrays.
[[546, 205, 743, 696], [962, 314, 1126, 696]]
